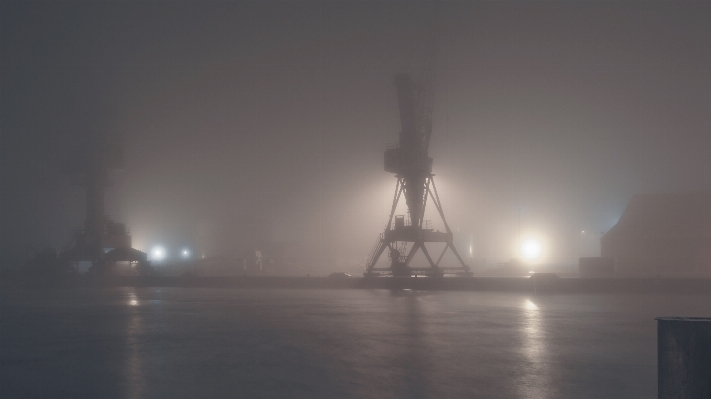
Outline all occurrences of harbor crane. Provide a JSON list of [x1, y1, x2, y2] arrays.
[[364, 10, 470, 277]]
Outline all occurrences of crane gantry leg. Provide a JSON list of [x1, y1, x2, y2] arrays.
[[364, 175, 470, 277]]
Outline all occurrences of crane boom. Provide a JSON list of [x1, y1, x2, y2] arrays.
[[418, 2, 439, 152]]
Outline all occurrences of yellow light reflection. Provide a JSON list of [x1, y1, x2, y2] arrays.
[[518, 299, 550, 398], [524, 300, 539, 310]]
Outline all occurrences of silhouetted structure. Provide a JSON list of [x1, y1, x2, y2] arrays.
[[601, 192, 711, 275], [59, 134, 149, 274], [364, 23, 470, 277], [364, 3, 470, 277], [657, 317, 711, 399]]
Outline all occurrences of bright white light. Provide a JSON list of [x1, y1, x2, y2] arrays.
[[151, 246, 165, 261], [521, 239, 542, 260], [181, 249, 190, 258], [525, 300, 539, 310]]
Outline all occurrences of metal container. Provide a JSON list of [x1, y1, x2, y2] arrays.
[[657, 317, 711, 399]]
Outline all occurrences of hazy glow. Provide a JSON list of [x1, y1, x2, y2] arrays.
[[524, 300, 539, 310], [521, 239, 542, 260], [2, 1, 710, 280], [151, 246, 166, 261], [182, 249, 191, 258], [128, 292, 139, 306]]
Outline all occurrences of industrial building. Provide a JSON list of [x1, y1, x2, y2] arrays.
[[601, 192, 711, 275]]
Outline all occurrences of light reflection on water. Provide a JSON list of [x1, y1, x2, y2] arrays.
[[519, 298, 550, 399], [128, 292, 139, 307], [124, 288, 145, 399], [4, 288, 709, 398]]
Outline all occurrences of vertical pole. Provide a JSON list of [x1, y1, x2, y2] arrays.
[[518, 207, 521, 259], [657, 317, 711, 399], [419, 177, 431, 229]]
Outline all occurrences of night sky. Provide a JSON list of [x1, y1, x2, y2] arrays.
[[2, 1, 710, 271]]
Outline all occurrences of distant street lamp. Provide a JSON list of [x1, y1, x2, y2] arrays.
[[579, 230, 585, 258]]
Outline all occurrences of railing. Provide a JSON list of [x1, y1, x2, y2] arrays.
[[366, 234, 384, 268]]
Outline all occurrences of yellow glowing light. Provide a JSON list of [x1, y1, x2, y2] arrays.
[[151, 246, 165, 261], [521, 239, 542, 260]]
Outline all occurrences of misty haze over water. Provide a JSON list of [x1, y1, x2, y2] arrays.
[[3, 288, 711, 398], [2, 2, 710, 273], [2, 2, 711, 398]]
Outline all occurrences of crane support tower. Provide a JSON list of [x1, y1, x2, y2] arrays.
[[365, 12, 470, 277]]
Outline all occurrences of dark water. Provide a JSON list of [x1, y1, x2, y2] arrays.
[[2, 287, 710, 399]]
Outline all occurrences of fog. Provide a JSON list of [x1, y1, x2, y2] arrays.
[[2, 1, 710, 273]]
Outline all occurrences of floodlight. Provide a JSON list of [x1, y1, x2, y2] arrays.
[[151, 246, 166, 261], [521, 239, 542, 260]]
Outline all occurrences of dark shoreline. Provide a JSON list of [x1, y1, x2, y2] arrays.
[[4, 275, 711, 294]]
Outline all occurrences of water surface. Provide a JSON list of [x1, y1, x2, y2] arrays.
[[2, 288, 710, 398]]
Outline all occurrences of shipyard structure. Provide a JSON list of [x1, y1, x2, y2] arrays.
[[22, 134, 150, 277]]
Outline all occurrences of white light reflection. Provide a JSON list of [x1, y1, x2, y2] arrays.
[[518, 299, 550, 398], [125, 288, 145, 399], [129, 292, 139, 306]]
